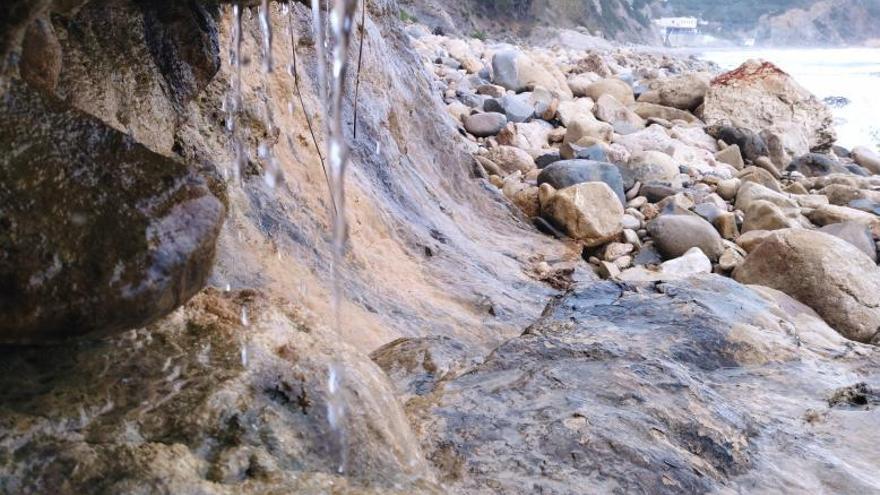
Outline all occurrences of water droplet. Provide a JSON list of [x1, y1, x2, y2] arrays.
[[240, 306, 249, 326]]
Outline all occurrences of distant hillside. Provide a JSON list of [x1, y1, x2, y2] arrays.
[[661, 0, 880, 45], [399, 0, 659, 43], [756, 0, 880, 46], [399, 0, 880, 46]]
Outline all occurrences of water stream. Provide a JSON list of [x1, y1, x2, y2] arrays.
[[258, 0, 282, 188], [224, 0, 360, 474], [309, 0, 361, 474]]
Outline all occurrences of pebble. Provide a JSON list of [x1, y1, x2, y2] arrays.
[[627, 196, 648, 209], [718, 249, 743, 271], [614, 255, 634, 269], [625, 182, 641, 200], [622, 214, 641, 230], [598, 260, 621, 279], [604, 242, 634, 261], [623, 228, 642, 248]]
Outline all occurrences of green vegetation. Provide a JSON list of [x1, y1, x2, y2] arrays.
[[399, 9, 417, 23], [471, 29, 488, 41]]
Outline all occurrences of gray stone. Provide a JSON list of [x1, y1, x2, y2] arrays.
[[786, 153, 846, 177], [647, 213, 725, 261], [463, 112, 507, 137], [819, 222, 877, 262]]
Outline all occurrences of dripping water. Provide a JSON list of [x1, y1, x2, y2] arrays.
[[226, 5, 245, 183], [240, 305, 249, 366], [258, 0, 282, 188], [311, 0, 360, 475]]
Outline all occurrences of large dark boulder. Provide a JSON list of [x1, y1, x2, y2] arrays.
[[707, 125, 768, 163], [786, 153, 847, 177], [0, 80, 225, 343], [537, 159, 625, 204]]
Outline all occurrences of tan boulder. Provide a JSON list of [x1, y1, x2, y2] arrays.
[[542, 182, 624, 246], [638, 72, 711, 111], [485, 145, 536, 174], [594, 94, 645, 133], [563, 117, 614, 145], [584, 78, 635, 105], [852, 146, 880, 175], [805, 204, 880, 236], [742, 200, 802, 233], [630, 101, 701, 125], [734, 229, 880, 343], [556, 98, 595, 127]]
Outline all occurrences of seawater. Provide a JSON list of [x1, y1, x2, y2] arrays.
[[702, 48, 880, 152]]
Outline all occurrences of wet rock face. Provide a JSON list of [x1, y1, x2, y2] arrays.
[[140, 0, 221, 107], [410, 276, 880, 493], [0, 290, 439, 494], [0, 80, 225, 343]]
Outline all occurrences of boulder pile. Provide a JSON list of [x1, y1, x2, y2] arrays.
[[413, 32, 880, 344]]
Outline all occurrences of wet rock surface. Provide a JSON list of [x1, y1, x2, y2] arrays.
[[0, 80, 224, 343], [0, 290, 440, 494], [410, 276, 880, 494]]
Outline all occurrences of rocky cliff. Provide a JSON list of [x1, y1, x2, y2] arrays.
[[756, 0, 880, 46], [399, 0, 659, 43]]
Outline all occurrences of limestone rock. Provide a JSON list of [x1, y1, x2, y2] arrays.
[[491, 49, 572, 99], [806, 204, 880, 236], [659, 247, 713, 278], [852, 146, 880, 175], [734, 229, 880, 343], [736, 166, 781, 192], [702, 60, 836, 156], [742, 200, 802, 233], [630, 101, 701, 125], [564, 117, 613, 144], [542, 182, 624, 246], [556, 98, 595, 126], [735, 181, 796, 211], [715, 144, 745, 170]]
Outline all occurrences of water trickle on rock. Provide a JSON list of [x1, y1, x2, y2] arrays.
[[311, 0, 360, 475], [226, 4, 245, 184], [258, 0, 282, 188]]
